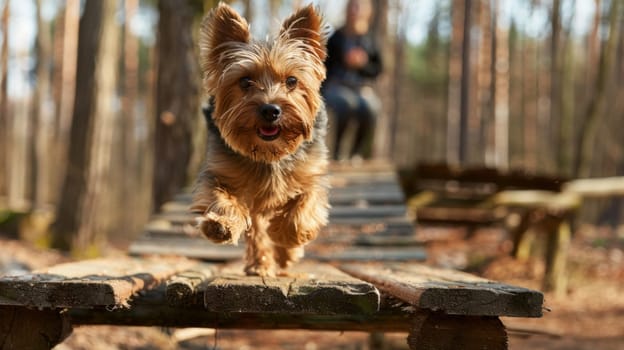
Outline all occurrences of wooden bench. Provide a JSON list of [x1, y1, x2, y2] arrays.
[[0, 162, 543, 350], [400, 163, 578, 294]]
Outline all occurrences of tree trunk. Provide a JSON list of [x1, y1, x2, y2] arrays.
[[459, 0, 472, 165], [119, 0, 140, 236], [51, 0, 80, 205], [585, 0, 601, 100], [0, 1, 9, 199], [558, 4, 576, 177], [152, 0, 199, 211], [77, 0, 120, 253], [549, 0, 562, 173], [573, 0, 620, 178], [29, 0, 53, 208], [446, 0, 465, 165], [477, 0, 493, 166], [8, 56, 29, 209], [52, 0, 107, 251], [493, 0, 509, 170]]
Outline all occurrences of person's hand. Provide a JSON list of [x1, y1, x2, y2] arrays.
[[345, 47, 368, 69]]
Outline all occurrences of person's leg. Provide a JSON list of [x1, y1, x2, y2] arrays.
[[351, 94, 376, 158], [323, 84, 359, 160]]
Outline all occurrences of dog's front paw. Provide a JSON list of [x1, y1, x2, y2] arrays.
[[195, 212, 242, 244]]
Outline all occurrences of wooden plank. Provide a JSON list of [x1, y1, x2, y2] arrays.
[[202, 262, 380, 315], [355, 234, 424, 247], [318, 222, 416, 244], [415, 207, 503, 225], [150, 206, 410, 226], [0, 256, 196, 308], [330, 190, 404, 206], [339, 263, 543, 318], [543, 218, 571, 297], [0, 306, 73, 350], [68, 284, 414, 332], [491, 190, 581, 211], [329, 215, 413, 226], [310, 247, 427, 262], [166, 264, 216, 306], [409, 163, 565, 191], [331, 176, 397, 187], [129, 237, 244, 261], [142, 226, 191, 237], [330, 205, 408, 218], [329, 180, 403, 191], [161, 201, 191, 213], [173, 187, 405, 208], [407, 313, 508, 350], [156, 192, 407, 215], [563, 176, 624, 197], [329, 159, 396, 174]]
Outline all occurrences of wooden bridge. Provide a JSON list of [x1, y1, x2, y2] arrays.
[[0, 162, 543, 349]]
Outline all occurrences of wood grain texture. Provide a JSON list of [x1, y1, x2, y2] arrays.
[[407, 313, 508, 350], [202, 262, 380, 315], [340, 263, 543, 317], [310, 247, 427, 262], [68, 285, 412, 332], [0, 256, 196, 308], [129, 236, 244, 261], [166, 264, 215, 306], [0, 306, 73, 350]]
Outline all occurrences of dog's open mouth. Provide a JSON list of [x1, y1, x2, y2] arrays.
[[258, 126, 281, 141]]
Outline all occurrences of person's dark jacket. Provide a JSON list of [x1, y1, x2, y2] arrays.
[[324, 27, 382, 89]]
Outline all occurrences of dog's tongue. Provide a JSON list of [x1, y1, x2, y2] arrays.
[[259, 126, 280, 137]]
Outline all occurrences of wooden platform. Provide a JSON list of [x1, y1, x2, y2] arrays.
[[0, 161, 543, 350], [402, 163, 579, 295]]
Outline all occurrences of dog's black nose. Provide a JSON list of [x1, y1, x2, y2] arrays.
[[260, 104, 282, 122]]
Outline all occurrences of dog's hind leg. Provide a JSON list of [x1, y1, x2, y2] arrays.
[[274, 245, 304, 269], [244, 215, 276, 277], [267, 186, 329, 249]]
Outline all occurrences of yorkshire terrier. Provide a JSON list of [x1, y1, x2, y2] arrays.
[[191, 3, 330, 276]]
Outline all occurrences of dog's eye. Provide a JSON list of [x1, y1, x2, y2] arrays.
[[285, 76, 298, 90], [239, 77, 253, 90]]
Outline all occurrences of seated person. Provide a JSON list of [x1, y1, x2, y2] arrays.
[[323, 0, 382, 161]]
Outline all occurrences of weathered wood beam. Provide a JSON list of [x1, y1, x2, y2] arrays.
[[68, 285, 410, 332], [202, 263, 380, 315], [129, 237, 244, 262], [407, 313, 508, 350], [491, 190, 581, 211], [563, 176, 624, 197], [0, 256, 195, 308], [0, 306, 72, 350], [542, 218, 571, 296], [309, 247, 426, 262], [166, 264, 215, 306], [340, 263, 543, 317]]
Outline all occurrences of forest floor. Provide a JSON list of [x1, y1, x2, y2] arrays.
[[1, 224, 623, 350]]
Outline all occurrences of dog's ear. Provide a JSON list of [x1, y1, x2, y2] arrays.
[[279, 5, 328, 61], [199, 3, 250, 88], [200, 3, 250, 49]]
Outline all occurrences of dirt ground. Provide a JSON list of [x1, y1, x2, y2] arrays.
[[1, 224, 623, 350]]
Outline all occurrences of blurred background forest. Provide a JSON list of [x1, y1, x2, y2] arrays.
[[1, 0, 624, 254]]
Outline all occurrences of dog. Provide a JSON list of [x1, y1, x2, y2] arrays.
[[191, 3, 330, 276]]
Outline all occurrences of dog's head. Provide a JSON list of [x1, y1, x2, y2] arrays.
[[199, 3, 328, 163]]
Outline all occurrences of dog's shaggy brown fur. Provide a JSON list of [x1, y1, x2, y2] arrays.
[[191, 3, 330, 276]]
